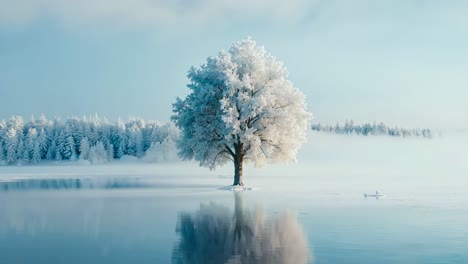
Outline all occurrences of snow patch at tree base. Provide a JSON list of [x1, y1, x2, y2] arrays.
[[219, 185, 258, 192]]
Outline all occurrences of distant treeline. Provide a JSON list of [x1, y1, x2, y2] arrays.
[[0, 115, 179, 165], [311, 120, 432, 138]]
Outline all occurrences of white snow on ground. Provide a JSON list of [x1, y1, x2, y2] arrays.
[[219, 185, 258, 192]]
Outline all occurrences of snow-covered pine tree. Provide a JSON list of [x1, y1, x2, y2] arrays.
[[149, 125, 162, 144], [127, 126, 144, 158], [107, 143, 114, 161], [5, 128, 18, 164], [60, 134, 76, 160], [9, 116, 24, 132], [82, 120, 92, 145], [334, 122, 342, 134], [0, 141, 5, 165], [134, 129, 144, 158], [37, 128, 48, 159], [46, 139, 56, 160], [116, 143, 125, 159], [113, 118, 127, 159], [172, 38, 312, 186], [422, 129, 432, 138], [95, 141, 107, 163], [68, 136, 77, 160], [158, 122, 179, 143], [26, 128, 37, 161], [58, 124, 75, 160], [68, 118, 84, 150], [343, 120, 352, 134], [38, 114, 49, 128], [0, 120, 7, 138], [88, 146, 98, 164], [31, 142, 41, 163], [311, 123, 322, 132], [55, 144, 62, 161], [160, 138, 176, 161], [18, 139, 29, 164], [144, 142, 161, 162], [126, 128, 136, 157], [88, 123, 99, 146], [79, 137, 90, 160], [98, 121, 111, 150]]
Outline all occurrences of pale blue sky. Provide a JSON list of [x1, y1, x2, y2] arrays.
[[0, 0, 467, 131]]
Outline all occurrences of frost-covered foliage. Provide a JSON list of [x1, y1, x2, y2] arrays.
[[143, 138, 178, 163], [0, 114, 179, 165], [172, 38, 312, 184], [312, 120, 433, 138]]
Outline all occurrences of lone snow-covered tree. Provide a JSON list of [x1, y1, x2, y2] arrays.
[[172, 38, 312, 186]]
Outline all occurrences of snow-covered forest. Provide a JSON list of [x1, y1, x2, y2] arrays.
[[0, 115, 179, 165], [311, 120, 433, 138], [0, 114, 437, 167]]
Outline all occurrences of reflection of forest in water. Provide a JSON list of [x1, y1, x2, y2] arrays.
[[173, 192, 312, 264], [0, 178, 147, 191]]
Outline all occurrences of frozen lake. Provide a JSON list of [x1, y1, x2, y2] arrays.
[[1, 133, 467, 263]]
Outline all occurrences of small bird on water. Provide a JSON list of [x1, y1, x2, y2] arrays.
[[364, 191, 384, 199]]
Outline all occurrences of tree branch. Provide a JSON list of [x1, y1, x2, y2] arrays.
[[259, 146, 268, 158], [225, 145, 235, 158]]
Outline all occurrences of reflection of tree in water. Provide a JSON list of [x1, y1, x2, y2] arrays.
[[173, 192, 312, 264]]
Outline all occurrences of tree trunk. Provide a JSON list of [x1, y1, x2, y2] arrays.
[[233, 143, 244, 186], [233, 159, 243, 186]]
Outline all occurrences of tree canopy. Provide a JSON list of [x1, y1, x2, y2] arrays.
[[172, 38, 312, 185]]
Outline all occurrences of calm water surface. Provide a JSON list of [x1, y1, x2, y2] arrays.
[[0, 173, 467, 264]]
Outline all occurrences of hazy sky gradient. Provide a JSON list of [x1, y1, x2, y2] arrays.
[[0, 0, 467, 131]]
